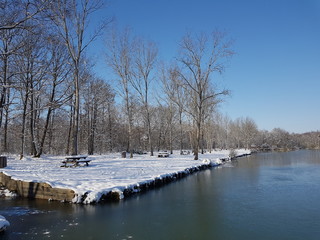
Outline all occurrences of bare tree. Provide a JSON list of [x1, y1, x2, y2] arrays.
[[14, 25, 46, 159], [177, 31, 234, 160], [203, 116, 215, 153], [50, 0, 109, 155], [101, 89, 116, 153], [152, 100, 175, 153], [106, 29, 135, 157], [33, 34, 72, 157], [0, 1, 37, 153], [269, 128, 291, 151], [0, 28, 24, 152], [130, 39, 158, 156], [240, 117, 258, 149], [228, 118, 243, 148], [0, 0, 50, 31], [161, 65, 187, 154], [83, 76, 114, 155]]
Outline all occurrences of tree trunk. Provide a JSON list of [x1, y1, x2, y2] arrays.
[[88, 100, 97, 155], [71, 68, 80, 155], [2, 104, 9, 153], [66, 101, 74, 155], [34, 107, 52, 157], [201, 128, 205, 154], [146, 108, 153, 156], [0, 50, 9, 153], [157, 128, 162, 152], [48, 110, 55, 154], [194, 119, 201, 160], [20, 92, 28, 160], [29, 84, 37, 156], [125, 89, 133, 158], [0, 43, 9, 128], [108, 103, 113, 152], [34, 78, 57, 157], [179, 112, 183, 155], [2, 88, 10, 153], [0, 156, 7, 168], [169, 104, 173, 154]]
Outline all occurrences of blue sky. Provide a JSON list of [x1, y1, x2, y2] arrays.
[[91, 0, 320, 133]]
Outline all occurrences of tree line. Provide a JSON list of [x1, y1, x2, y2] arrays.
[[0, 0, 317, 160]]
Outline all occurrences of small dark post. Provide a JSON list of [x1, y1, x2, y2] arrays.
[[121, 151, 126, 158], [0, 156, 7, 168]]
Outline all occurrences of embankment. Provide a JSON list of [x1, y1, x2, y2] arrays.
[[0, 152, 250, 204], [0, 172, 74, 202]]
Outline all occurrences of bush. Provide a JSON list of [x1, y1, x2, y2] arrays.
[[229, 149, 238, 159]]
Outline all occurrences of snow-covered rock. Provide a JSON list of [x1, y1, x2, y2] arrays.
[[0, 215, 10, 232], [0, 189, 17, 198]]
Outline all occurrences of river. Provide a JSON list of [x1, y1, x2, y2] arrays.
[[1, 150, 320, 240]]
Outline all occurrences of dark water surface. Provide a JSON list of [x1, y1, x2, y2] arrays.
[[1, 150, 320, 240]]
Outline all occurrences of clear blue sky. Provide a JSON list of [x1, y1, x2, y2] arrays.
[[92, 0, 320, 133]]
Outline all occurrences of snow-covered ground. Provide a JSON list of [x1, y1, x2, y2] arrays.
[[0, 215, 10, 232], [0, 149, 250, 204]]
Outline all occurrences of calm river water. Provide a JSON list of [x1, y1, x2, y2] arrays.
[[1, 150, 320, 240]]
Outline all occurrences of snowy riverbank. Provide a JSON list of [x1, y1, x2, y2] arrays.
[[0, 149, 250, 204]]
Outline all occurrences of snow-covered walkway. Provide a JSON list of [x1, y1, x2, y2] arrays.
[[0, 149, 250, 204]]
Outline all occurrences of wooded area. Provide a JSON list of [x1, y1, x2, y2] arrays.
[[0, 0, 318, 159]]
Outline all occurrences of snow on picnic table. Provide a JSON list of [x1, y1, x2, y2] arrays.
[[1, 149, 250, 203]]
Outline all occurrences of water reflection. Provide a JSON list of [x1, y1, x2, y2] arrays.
[[248, 150, 320, 167]]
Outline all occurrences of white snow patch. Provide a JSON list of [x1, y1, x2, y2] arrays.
[[0, 149, 250, 204], [0, 215, 10, 232], [0, 189, 17, 198]]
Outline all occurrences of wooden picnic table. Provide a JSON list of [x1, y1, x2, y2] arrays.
[[61, 155, 91, 167]]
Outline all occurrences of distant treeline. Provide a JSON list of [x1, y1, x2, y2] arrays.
[[250, 129, 320, 152]]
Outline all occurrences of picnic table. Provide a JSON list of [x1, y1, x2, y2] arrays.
[[158, 151, 169, 158], [181, 150, 190, 155], [61, 155, 91, 167]]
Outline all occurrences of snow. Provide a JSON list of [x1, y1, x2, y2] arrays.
[[0, 215, 10, 232], [0, 189, 17, 198], [0, 149, 250, 204]]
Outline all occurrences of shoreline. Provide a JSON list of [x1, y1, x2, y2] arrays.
[[0, 150, 251, 204], [115, 152, 251, 201]]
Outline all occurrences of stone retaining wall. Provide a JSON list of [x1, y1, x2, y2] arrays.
[[0, 172, 75, 202]]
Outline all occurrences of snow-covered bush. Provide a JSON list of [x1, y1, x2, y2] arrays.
[[229, 149, 238, 159]]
